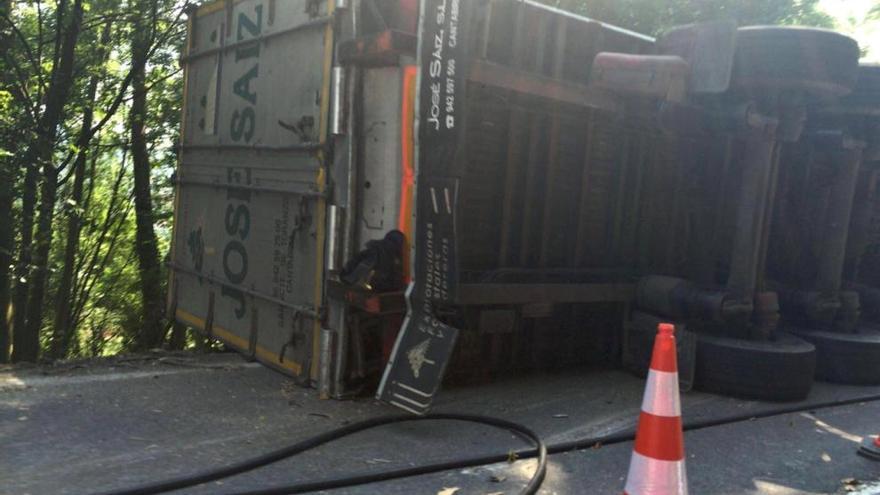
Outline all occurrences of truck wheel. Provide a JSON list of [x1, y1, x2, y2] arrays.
[[841, 64, 880, 109], [695, 332, 816, 401], [788, 326, 880, 384], [732, 26, 860, 98]]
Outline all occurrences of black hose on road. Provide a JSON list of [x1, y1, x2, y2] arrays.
[[93, 413, 548, 495], [95, 392, 880, 495]]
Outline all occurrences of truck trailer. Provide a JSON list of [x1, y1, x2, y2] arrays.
[[168, 0, 876, 413]]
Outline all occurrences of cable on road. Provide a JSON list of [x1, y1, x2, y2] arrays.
[[93, 413, 547, 495], [95, 392, 880, 495]]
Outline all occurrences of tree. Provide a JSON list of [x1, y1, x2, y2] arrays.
[[50, 20, 113, 359], [0, 0, 15, 362], [0, 0, 183, 361], [129, 0, 166, 350], [11, 0, 85, 362]]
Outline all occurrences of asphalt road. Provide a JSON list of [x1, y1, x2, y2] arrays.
[[2, 353, 879, 494]]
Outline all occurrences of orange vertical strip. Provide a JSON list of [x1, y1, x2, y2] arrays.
[[399, 65, 418, 282]]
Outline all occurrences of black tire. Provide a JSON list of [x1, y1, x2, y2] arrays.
[[695, 331, 816, 401], [841, 64, 880, 109], [788, 326, 880, 385], [731, 26, 860, 98]]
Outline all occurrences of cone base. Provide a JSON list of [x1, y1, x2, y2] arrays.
[[624, 451, 688, 495], [858, 437, 880, 461]]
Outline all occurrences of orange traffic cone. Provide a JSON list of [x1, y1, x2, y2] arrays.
[[858, 434, 880, 461], [623, 323, 688, 495]]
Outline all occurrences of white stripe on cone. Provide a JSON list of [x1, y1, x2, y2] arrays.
[[641, 369, 681, 417], [624, 451, 689, 495]]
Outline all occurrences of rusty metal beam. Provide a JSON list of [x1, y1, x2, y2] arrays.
[[609, 132, 632, 264], [726, 132, 777, 296], [755, 143, 783, 291], [517, 12, 550, 267], [628, 133, 649, 267], [573, 122, 593, 266], [665, 138, 686, 273], [538, 17, 569, 267], [518, 117, 544, 266], [814, 136, 865, 294]]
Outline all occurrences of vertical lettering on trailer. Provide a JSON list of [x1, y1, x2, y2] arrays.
[[377, 0, 472, 415], [223, 3, 263, 319]]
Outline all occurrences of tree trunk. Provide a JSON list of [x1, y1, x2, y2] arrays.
[[10, 0, 84, 362], [50, 21, 112, 360], [0, 0, 14, 362], [167, 322, 187, 350], [24, 163, 59, 349], [130, 0, 165, 350], [0, 154, 12, 363], [50, 153, 87, 359]]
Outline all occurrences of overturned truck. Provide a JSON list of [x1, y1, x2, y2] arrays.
[[168, 0, 877, 413]]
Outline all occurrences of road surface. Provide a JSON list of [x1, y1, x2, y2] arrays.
[[2, 352, 879, 494]]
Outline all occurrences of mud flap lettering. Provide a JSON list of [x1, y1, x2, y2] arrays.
[[377, 292, 458, 415], [378, 176, 460, 414]]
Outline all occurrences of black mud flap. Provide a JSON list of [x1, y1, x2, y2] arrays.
[[377, 176, 460, 414], [377, 288, 459, 415], [377, 0, 475, 414]]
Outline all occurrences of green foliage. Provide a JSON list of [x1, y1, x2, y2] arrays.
[[542, 0, 834, 35], [0, 89, 11, 157], [1, 0, 186, 360]]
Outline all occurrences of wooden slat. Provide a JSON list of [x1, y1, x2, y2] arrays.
[[457, 283, 635, 305]]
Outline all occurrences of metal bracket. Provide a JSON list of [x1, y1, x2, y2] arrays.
[[247, 308, 259, 361], [331, 66, 347, 135], [167, 262, 320, 318], [168, 278, 180, 323], [173, 176, 326, 199], [178, 142, 324, 153], [279, 310, 305, 364], [180, 17, 333, 65], [205, 292, 216, 339]]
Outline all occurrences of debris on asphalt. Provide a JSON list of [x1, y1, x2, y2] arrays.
[[839, 478, 880, 494]]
